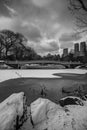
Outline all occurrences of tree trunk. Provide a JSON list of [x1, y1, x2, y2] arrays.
[[0, 50, 1, 59], [5, 49, 8, 60]]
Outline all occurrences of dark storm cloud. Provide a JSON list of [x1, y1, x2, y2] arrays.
[[0, 0, 84, 54], [59, 32, 82, 42], [0, 0, 73, 34], [59, 32, 83, 49], [0, 0, 72, 28], [26, 28, 42, 42], [46, 41, 59, 52], [15, 24, 42, 42], [27, 40, 59, 54], [3, 0, 50, 19], [60, 41, 74, 49], [37, 41, 59, 54], [0, 0, 10, 17]]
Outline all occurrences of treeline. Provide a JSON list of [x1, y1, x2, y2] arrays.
[[61, 53, 87, 63], [0, 29, 87, 63], [41, 53, 87, 63], [0, 29, 62, 61], [0, 30, 39, 61]]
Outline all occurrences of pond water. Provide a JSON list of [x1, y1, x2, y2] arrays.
[[0, 69, 87, 83]]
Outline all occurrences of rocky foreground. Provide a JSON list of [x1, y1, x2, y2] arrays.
[[0, 92, 87, 130]]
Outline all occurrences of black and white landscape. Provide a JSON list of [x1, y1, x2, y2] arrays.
[[0, 0, 87, 130]]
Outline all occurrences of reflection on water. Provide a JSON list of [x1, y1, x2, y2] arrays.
[[0, 69, 87, 83]]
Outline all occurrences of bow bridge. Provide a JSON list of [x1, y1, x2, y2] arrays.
[[4, 60, 83, 69]]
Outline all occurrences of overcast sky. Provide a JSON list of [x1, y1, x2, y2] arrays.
[[0, 0, 86, 55]]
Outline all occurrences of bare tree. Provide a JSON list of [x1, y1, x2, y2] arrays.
[[0, 30, 16, 59], [12, 33, 27, 60], [0, 30, 27, 60], [68, 0, 87, 32], [0, 30, 37, 60]]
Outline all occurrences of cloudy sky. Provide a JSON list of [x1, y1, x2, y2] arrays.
[[0, 0, 86, 55]]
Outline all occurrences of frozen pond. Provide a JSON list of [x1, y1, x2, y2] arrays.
[[0, 69, 87, 83]]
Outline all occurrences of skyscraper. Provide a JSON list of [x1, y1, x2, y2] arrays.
[[63, 48, 68, 57], [80, 42, 86, 56], [74, 43, 79, 57]]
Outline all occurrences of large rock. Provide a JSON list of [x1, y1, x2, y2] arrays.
[[1, 92, 87, 130], [0, 92, 27, 130], [28, 97, 87, 130]]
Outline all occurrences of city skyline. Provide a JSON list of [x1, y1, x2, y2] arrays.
[[63, 41, 87, 57]]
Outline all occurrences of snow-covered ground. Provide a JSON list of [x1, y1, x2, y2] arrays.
[[0, 69, 87, 82]]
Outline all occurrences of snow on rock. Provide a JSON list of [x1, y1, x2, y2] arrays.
[[28, 97, 87, 130], [0, 92, 27, 130], [30, 98, 59, 125], [1, 93, 87, 130]]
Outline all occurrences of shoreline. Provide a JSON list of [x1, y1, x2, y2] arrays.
[[53, 73, 87, 81], [0, 71, 87, 105], [0, 69, 87, 83]]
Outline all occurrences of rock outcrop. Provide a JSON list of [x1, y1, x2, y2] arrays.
[[27, 97, 87, 130], [0, 92, 87, 130], [0, 92, 27, 130]]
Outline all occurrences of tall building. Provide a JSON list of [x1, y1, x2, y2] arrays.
[[74, 43, 79, 57], [80, 42, 86, 56], [70, 49, 74, 54], [63, 48, 68, 57]]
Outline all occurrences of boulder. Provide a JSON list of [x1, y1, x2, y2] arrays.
[[28, 97, 87, 130], [0, 92, 27, 130], [0, 93, 87, 130]]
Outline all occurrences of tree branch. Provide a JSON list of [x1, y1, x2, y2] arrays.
[[78, 0, 87, 11]]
